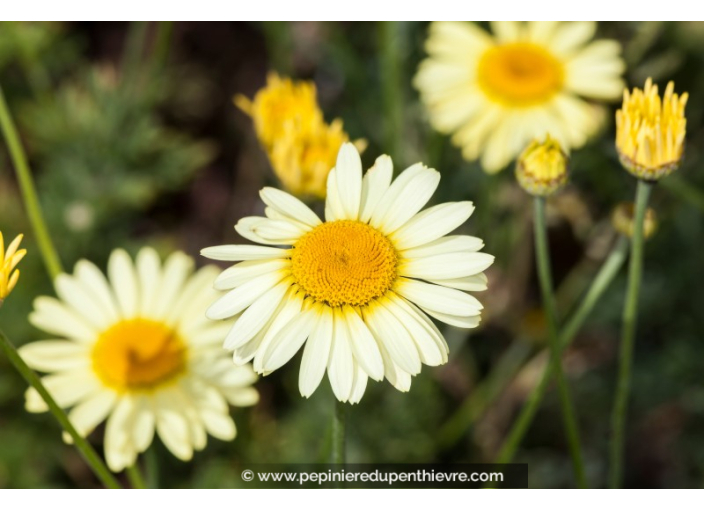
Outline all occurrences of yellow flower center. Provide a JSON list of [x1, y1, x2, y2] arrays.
[[290, 220, 398, 307], [92, 319, 187, 392], [477, 43, 564, 107]]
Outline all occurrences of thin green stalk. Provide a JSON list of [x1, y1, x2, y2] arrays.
[[331, 399, 347, 465], [122, 21, 149, 85], [378, 21, 404, 164], [126, 462, 147, 489], [0, 84, 63, 279], [152, 21, 173, 72], [610, 179, 653, 489], [496, 235, 629, 464], [0, 327, 121, 489], [533, 197, 587, 488], [144, 447, 159, 489]]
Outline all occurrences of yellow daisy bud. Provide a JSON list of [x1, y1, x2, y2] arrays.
[[616, 78, 688, 180], [0, 231, 26, 304], [516, 136, 568, 197], [611, 202, 657, 240]]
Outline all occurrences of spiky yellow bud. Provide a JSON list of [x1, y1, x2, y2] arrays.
[[516, 135, 568, 197]]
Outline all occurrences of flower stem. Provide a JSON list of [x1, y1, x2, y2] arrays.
[[126, 462, 147, 489], [496, 235, 629, 465], [378, 21, 404, 164], [610, 179, 653, 488], [331, 399, 347, 465], [0, 327, 121, 489], [0, 84, 63, 280], [532, 197, 587, 488]]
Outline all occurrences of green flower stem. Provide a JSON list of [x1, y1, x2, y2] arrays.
[[0, 84, 63, 280], [610, 179, 653, 489], [332, 399, 347, 465], [496, 235, 629, 465], [533, 197, 587, 488], [152, 21, 174, 72], [0, 327, 121, 489], [379, 21, 404, 164], [126, 462, 147, 489]]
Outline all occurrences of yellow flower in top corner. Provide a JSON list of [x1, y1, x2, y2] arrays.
[[202, 143, 494, 404], [234, 72, 320, 150], [235, 72, 364, 198], [0, 232, 26, 304], [19, 248, 259, 472], [616, 78, 688, 180], [414, 21, 625, 173]]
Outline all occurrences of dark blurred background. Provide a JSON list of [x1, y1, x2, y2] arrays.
[[1, 21, 704, 488]]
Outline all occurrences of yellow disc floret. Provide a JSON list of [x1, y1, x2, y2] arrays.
[[616, 78, 688, 180], [291, 220, 398, 307], [92, 319, 187, 392], [516, 135, 569, 196], [478, 43, 564, 107]]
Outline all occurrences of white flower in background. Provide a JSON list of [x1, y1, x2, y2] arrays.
[[202, 143, 494, 403], [19, 248, 259, 472], [415, 21, 625, 172]]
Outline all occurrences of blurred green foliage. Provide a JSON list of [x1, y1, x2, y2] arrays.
[[0, 21, 704, 488]]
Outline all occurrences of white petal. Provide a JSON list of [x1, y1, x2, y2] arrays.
[[201, 408, 236, 441], [334, 142, 363, 220], [132, 396, 155, 452], [348, 363, 368, 404], [359, 155, 393, 223], [395, 278, 483, 317], [426, 273, 488, 292], [370, 164, 440, 235], [299, 305, 333, 398], [490, 21, 522, 42], [201, 245, 287, 262], [29, 297, 97, 343], [390, 202, 475, 250], [66, 391, 117, 438], [104, 396, 136, 471], [384, 294, 446, 366], [54, 274, 114, 330], [343, 306, 384, 381], [206, 271, 287, 320], [401, 235, 484, 259], [18, 340, 89, 372], [327, 308, 355, 402], [222, 280, 290, 350], [152, 251, 193, 320], [108, 248, 139, 319], [74, 260, 120, 324], [260, 187, 322, 228], [222, 387, 260, 407], [398, 252, 495, 280], [25, 372, 99, 413], [424, 309, 481, 329], [135, 248, 163, 319], [155, 391, 193, 460], [377, 341, 412, 392], [214, 259, 289, 291], [324, 168, 346, 222], [252, 289, 304, 373], [550, 21, 597, 56], [362, 301, 421, 375], [261, 308, 316, 372]]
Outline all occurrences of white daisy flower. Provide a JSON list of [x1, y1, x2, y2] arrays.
[[202, 143, 494, 404], [19, 248, 259, 472], [414, 21, 626, 173]]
